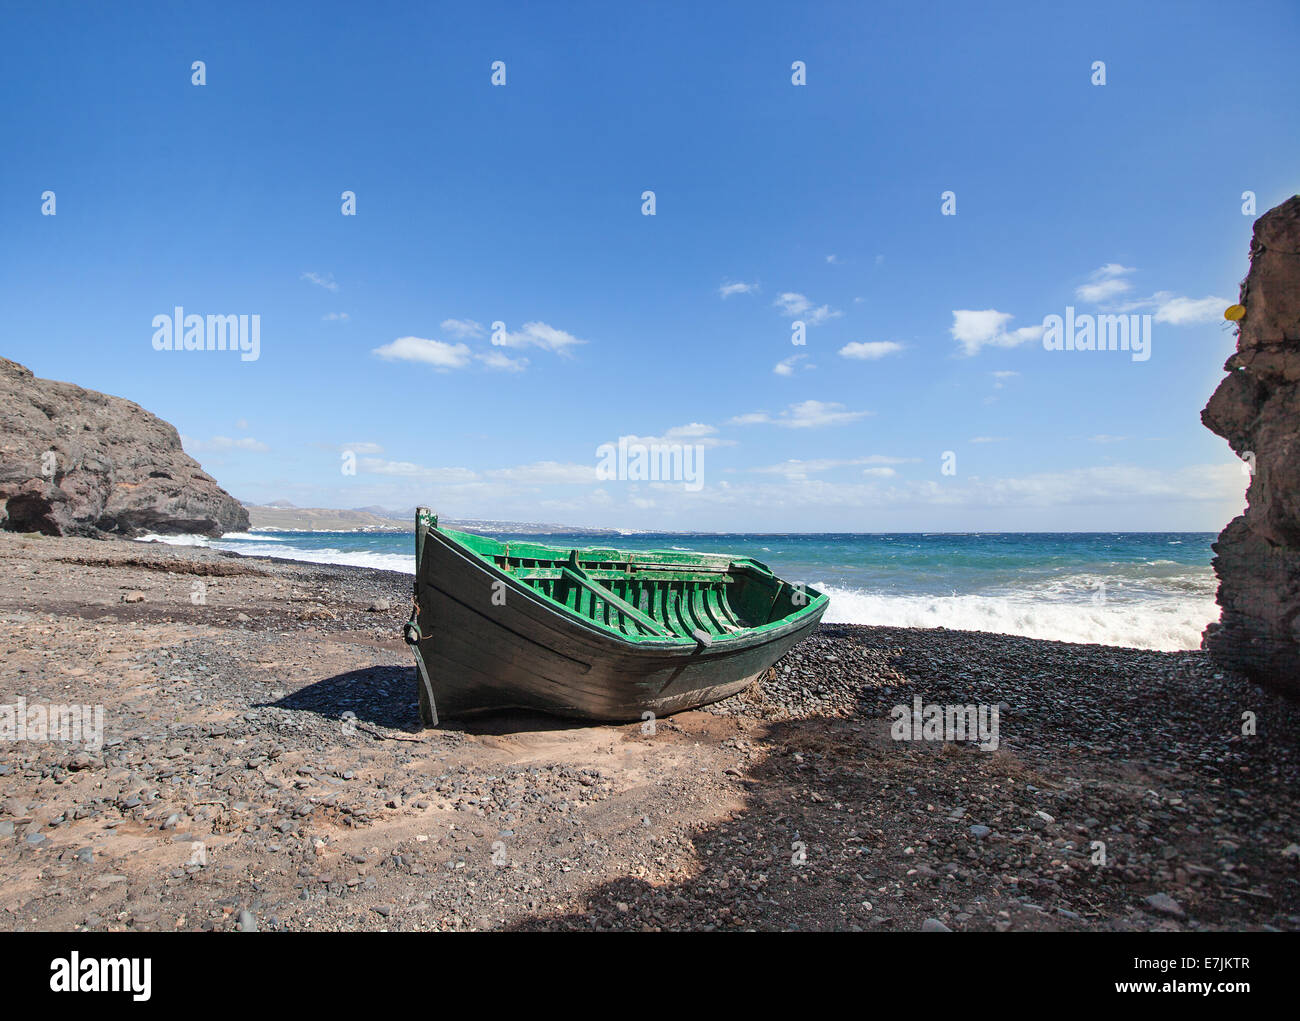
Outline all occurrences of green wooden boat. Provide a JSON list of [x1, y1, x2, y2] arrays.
[[403, 508, 828, 724]]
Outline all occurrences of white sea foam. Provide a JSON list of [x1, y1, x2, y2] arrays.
[[213, 541, 415, 574], [135, 533, 211, 547], [819, 584, 1216, 651]]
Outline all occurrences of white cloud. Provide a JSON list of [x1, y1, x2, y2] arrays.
[[671, 462, 1245, 520], [1076, 264, 1135, 303], [839, 341, 903, 360], [808, 306, 841, 325], [220, 437, 268, 452], [750, 456, 913, 479], [352, 456, 603, 488], [774, 292, 842, 325], [773, 353, 808, 376], [825, 254, 839, 264], [940, 463, 1240, 508], [719, 281, 758, 298], [372, 336, 472, 370], [1153, 295, 1230, 325], [862, 467, 896, 477], [608, 422, 735, 450], [301, 271, 338, 292], [476, 350, 528, 372], [969, 436, 1007, 444], [774, 293, 810, 315], [441, 318, 485, 338], [486, 462, 599, 484], [341, 441, 383, 454], [951, 309, 1043, 356], [730, 400, 872, 429], [183, 435, 270, 453], [1107, 290, 1230, 324], [322, 312, 349, 321], [1089, 434, 1129, 443], [492, 321, 586, 355], [359, 458, 480, 482]]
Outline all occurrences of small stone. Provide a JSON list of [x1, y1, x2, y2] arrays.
[[969, 825, 991, 839], [921, 918, 952, 932], [367, 599, 391, 612], [1144, 893, 1185, 918], [237, 909, 258, 932], [121, 591, 145, 603]]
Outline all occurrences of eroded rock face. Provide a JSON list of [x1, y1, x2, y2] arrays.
[[0, 358, 248, 537], [1201, 196, 1300, 692]]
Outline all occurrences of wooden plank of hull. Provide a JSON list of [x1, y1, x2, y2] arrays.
[[413, 526, 826, 722]]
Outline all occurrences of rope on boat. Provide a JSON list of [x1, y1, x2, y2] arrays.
[[405, 594, 439, 727]]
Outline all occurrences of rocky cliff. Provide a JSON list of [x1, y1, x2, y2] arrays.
[[1201, 195, 1300, 693], [0, 358, 248, 537]]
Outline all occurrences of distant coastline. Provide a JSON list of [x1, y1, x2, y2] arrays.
[[242, 503, 634, 536]]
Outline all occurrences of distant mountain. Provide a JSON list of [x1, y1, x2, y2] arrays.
[[242, 504, 628, 536], [446, 517, 628, 536], [245, 504, 409, 532]]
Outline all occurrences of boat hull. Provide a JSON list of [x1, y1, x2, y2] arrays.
[[409, 521, 826, 723]]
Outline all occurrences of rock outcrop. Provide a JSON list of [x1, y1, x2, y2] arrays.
[[1201, 195, 1300, 693], [0, 358, 248, 537]]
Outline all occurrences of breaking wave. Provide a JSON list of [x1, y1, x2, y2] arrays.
[[819, 584, 1217, 651]]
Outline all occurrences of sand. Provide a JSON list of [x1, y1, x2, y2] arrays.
[[0, 531, 1296, 932]]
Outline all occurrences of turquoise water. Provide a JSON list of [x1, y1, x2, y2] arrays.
[[146, 530, 1219, 651]]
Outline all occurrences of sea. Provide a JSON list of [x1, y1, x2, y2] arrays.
[[141, 530, 1220, 652]]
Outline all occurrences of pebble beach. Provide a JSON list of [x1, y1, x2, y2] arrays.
[[1, 531, 1297, 932]]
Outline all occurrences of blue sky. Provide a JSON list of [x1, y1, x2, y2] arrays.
[[2, 0, 1297, 531]]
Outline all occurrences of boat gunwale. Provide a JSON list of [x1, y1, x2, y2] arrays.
[[422, 521, 829, 651]]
